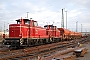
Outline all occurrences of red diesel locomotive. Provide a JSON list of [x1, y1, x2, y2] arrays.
[[2, 18, 82, 48], [2, 18, 62, 48]]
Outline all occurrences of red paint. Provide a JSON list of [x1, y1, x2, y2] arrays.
[[9, 18, 82, 39]]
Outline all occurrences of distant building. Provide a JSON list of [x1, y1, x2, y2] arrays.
[[81, 32, 90, 36], [0, 31, 9, 39]]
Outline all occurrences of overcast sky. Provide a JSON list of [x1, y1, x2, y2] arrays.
[[0, 0, 90, 32]]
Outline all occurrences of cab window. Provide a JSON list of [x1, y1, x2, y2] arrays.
[[33, 21, 38, 26], [25, 21, 30, 25], [50, 26, 54, 29], [44, 26, 48, 29], [17, 21, 20, 24]]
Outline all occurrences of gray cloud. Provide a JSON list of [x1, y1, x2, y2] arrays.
[[0, 0, 90, 32]]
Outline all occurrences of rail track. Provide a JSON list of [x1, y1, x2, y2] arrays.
[[0, 36, 90, 60]]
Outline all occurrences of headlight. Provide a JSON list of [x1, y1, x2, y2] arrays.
[[20, 38, 23, 45]]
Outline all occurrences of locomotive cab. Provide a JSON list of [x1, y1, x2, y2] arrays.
[[9, 19, 31, 38], [2, 19, 32, 48], [44, 25, 61, 42]]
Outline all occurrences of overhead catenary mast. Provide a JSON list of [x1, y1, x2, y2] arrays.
[[81, 24, 82, 33], [65, 11, 67, 29], [61, 9, 64, 28], [76, 21, 78, 32], [4, 22, 5, 34], [27, 12, 29, 18]]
